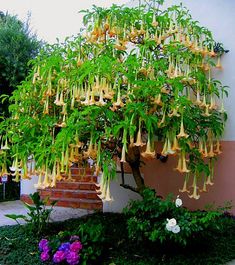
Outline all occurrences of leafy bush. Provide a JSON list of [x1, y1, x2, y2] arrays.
[[5, 192, 56, 235], [124, 188, 222, 245], [0, 212, 234, 265]]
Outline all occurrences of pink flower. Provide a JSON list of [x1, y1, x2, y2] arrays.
[[70, 241, 82, 252], [66, 251, 80, 265], [53, 250, 67, 263], [39, 239, 49, 251], [40, 251, 50, 262]]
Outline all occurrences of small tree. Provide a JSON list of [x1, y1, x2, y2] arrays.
[[0, 12, 41, 116], [1, 1, 228, 201]]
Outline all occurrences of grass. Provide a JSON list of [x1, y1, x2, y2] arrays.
[[0, 212, 234, 265]]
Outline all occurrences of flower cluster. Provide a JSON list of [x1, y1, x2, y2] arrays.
[[165, 195, 183, 234], [166, 218, 181, 234], [39, 236, 82, 265]]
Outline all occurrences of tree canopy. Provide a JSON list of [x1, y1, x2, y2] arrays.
[[0, 12, 41, 116], [0, 1, 228, 201]]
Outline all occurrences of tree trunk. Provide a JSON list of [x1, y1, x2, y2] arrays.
[[129, 160, 145, 193], [120, 146, 145, 194]]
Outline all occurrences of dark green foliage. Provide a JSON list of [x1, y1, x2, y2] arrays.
[[124, 188, 222, 245], [0, 178, 20, 201], [0, 12, 41, 116], [0, 212, 234, 265], [5, 192, 56, 235]]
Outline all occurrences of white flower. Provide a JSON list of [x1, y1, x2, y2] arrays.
[[166, 223, 173, 231], [167, 218, 177, 227], [172, 225, 181, 234], [175, 195, 183, 207]]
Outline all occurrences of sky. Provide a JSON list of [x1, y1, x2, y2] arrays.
[[0, 0, 128, 44]]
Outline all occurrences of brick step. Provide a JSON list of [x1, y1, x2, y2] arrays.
[[21, 195, 102, 210], [70, 168, 94, 175], [55, 181, 98, 191], [61, 175, 97, 182], [38, 188, 100, 200], [47, 198, 102, 210]]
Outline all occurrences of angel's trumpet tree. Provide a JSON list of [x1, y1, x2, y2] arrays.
[[0, 1, 227, 200]]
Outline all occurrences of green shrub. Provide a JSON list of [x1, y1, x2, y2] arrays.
[[124, 188, 222, 245], [5, 192, 56, 235]]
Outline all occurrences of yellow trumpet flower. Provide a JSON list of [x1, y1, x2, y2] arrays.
[[134, 122, 146, 147], [151, 13, 158, 27], [206, 174, 214, 186], [158, 110, 166, 127], [214, 140, 222, 155], [154, 94, 162, 105], [61, 103, 67, 115], [168, 107, 180, 117], [96, 89, 106, 106], [175, 152, 182, 172], [181, 151, 190, 173], [58, 91, 65, 106], [188, 175, 200, 200], [89, 89, 96, 105], [113, 88, 124, 107], [103, 182, 113, 202], [172, 136, 181, 151], [179, 176, 190, 193], [97, 180, 107, 200], [34, 171, 43, 189], [50, 162, 57, 187], [208, 141, 215, 158], [202, 142, 208, 158], [120, 145, 126, 163], [209, 95, 216, 110], [43, 97, 49, 115], [177, 118, 189, 139], [200, 181, 208, 193], [141, 135, 156, 159], [1, 138, 10, 150], [202, 105, 211, 117], [42, 166, 50, 188], [81, 89, 90, 105], [195, 90, 202, 105]]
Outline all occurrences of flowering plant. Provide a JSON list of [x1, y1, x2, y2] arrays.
[[39, 235, 82, 265]]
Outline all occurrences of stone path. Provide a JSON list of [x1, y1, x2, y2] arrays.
[[0, 200, 93, 227]]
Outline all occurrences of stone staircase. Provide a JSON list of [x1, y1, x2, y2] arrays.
[[22, 167, 103, 210]]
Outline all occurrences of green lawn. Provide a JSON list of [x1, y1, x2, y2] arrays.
[[0, 212, 234, 265]]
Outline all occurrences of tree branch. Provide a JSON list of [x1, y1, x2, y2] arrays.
[[120, 183, 139, 194]]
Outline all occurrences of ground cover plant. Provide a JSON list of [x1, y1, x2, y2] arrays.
[[0, 209, 234, 265]]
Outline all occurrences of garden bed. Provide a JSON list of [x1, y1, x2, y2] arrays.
[[0, 212, 234, 265]]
